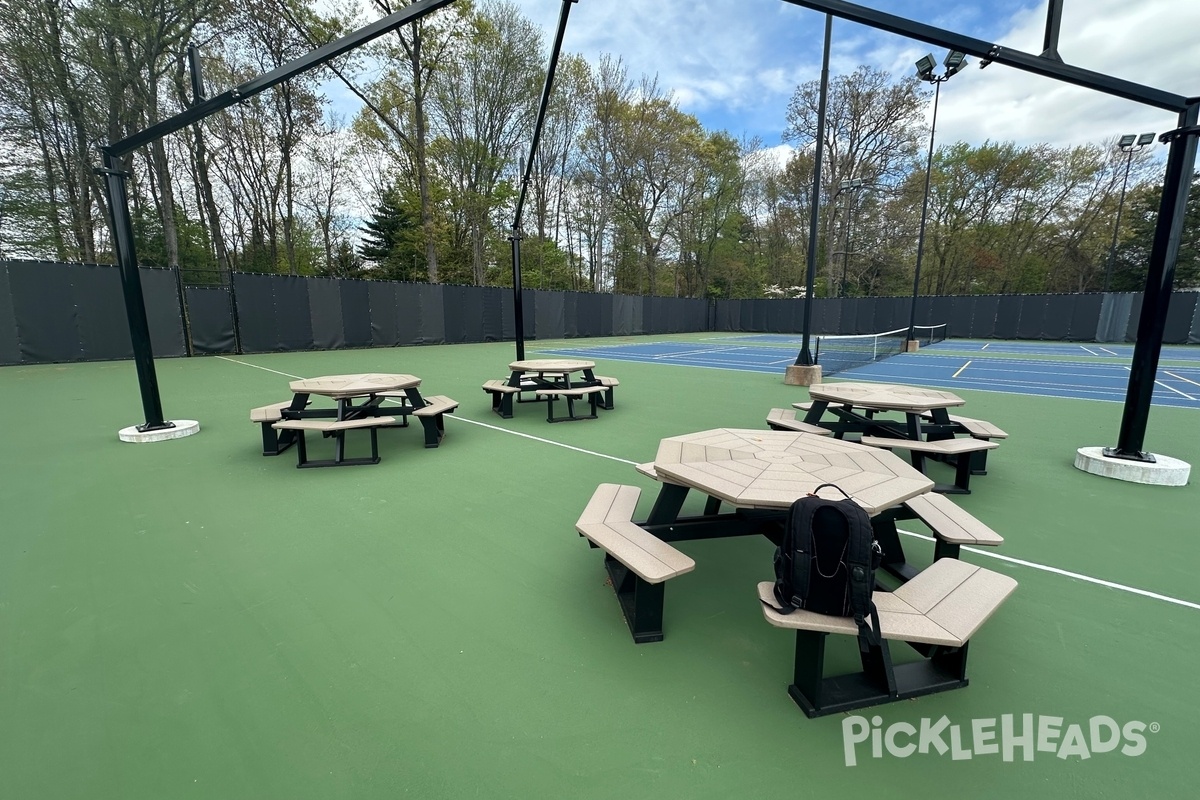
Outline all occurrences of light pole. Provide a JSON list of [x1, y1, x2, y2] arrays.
[[1102, 132, 1155, 292], [834, 178, 864, 297], [906, 50, 966, 347]]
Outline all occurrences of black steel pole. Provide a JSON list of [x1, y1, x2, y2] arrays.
[[509, 0, 577, 360], [98, 151, 171, 431], [1106, 103, 1199, 461], [794, 13, 832, 367], [510, 231, 525, 360], [908, 78, 941, 342], [1040, 0, 1064, 61], [1102, 147, 1136, 292], [841, 190, 854, 297], [187, 43, 206, 102]]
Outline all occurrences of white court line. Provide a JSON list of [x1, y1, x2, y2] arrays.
[[952, 360, 972, 378], [218, 354, 1200, 611], [980, 343, 990, 350], [444, 415, 637, 464], [1164, 370, 1200, 389], [897, 531, 1200, 611], [216, 356, 300, 378], [1122, 365, 1197, 401], [1099, 347, 1120, 356], [1080, 345, 1099, 355], [656, 346, 748, 359]]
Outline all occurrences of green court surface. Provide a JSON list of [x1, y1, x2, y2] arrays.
[[2, 335, 1198, 799]]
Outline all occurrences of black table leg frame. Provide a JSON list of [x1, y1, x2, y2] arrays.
[[291, 426, 383, 468], [604, 555, 666, 644], [786, 631, 970, 718]]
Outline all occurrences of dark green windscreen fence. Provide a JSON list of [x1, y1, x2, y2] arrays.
[[1, 260, 1197, 366]]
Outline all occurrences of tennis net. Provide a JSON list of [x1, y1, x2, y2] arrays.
[[912, 323, 948, 346], [814, 324, 948, 375]]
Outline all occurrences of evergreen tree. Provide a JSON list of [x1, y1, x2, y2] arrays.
[[358, 188, 424, 281]]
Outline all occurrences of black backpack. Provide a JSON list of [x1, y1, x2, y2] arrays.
[[769, 483, 883, 645]]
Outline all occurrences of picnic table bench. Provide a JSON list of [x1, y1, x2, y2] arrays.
[[272, 415, 396, 468], [538, 384, 607, 422], [766, 408, 836, 435], [860, 435, 999, 494], [411, 394, 459, 446], [921, 412, 1009, 474], [250, 399, 310, 455], [576, 483, 696, 643], [758, 558, 1017, 717]]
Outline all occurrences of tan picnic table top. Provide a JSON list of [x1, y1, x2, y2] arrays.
[[288, 373, 422, 398], [650, 428, 934, 516], [808, 382, 965, 412], [509, 358, 595, 373]]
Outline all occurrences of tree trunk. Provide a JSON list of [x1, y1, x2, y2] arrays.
[[150, 136, 181, 267]]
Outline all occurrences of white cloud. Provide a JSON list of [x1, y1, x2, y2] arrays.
[[515, 0, 1199, 151]]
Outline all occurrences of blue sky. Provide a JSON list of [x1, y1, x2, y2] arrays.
[[511, 0, 1198, 155]]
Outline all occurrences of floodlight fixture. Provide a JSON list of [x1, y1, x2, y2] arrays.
[[1104, 130, 1157, 291], [908, 48, 969, 342], [915, 54, 936, 81], [943, 50, 967, 76]]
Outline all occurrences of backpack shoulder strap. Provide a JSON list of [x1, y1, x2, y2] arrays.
[[772, 495, 822, 612], [838, 497, 881, 647]]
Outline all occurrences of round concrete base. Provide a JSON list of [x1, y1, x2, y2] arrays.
[[118, 419, 201, 443], [784, 364, 823, 386], [1073, 446, 1190, 486]]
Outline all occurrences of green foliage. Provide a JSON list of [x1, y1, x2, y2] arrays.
[[0, 0, 1179, 303], [1112, 174, 1200, 291], [358, 188, 426, 282]]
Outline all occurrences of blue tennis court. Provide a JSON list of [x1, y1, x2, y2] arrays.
[[537, 335, 1200, 409]]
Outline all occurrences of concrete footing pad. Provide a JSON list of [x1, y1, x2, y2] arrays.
[[1073, 446, 1190, 486], [118, 420, 201, 443], [784, 364, 823, 386]]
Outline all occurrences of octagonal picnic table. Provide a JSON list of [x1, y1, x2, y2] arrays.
[[288, 373, 422, 400], [803, 382, 965, 441], [282, 373, 429, 461], [639, 428, 935, 579], [499, 358, 601, 421]]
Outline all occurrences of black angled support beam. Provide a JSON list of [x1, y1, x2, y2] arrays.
[[511, 0, 578, 360], [109, 0, 458, 158], [1106, 103, 1200, 461], [98, 0, 457, 431], [778, 0, 1188, 112]]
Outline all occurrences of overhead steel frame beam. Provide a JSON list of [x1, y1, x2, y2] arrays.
[[779, 0, 1187, 111], [1041, 0, 1065, 61], [779, 0, 1197, 462], [511, 0, 579, 361], [97, 0, 458, 431]]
